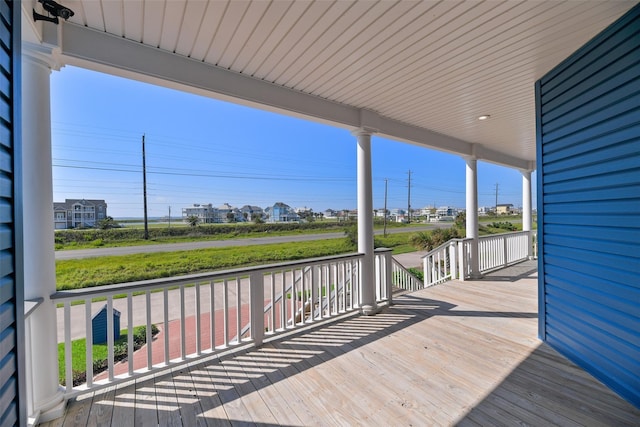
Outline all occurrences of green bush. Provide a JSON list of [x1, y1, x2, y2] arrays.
[[407, 267, 424, 282], [54, 221, 352, 246], [409, 227, 461, 251], [60, 324, 160, 387], [489, 222, 517, 231]]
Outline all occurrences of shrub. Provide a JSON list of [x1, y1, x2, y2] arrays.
[[54, 221, 353, 247], [409, 232, 433, 251], [489, 222, 517, 231], [409, 228, 461, 251], [61, 324, 161, 387], [407, 267, 424, 282]]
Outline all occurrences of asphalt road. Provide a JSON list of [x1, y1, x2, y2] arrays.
[[55, 223, 452, 260]]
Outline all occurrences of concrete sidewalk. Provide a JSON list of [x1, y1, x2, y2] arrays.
[[392, 251, 427, 269]]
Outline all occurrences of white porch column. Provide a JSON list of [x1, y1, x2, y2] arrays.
[[22, 43, 66, 421], [465, 156, 480, 278], [522, 170, 533, 259], [354, 129, 378, 315]]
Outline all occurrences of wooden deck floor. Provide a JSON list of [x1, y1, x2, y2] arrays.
[[41, 261, 640, 426]]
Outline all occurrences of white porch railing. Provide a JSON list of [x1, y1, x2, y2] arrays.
[[422, 240, 459, 287], [390, 255, 424, 292], [51, 252, 379, 397], [423, 231, 536, 286]]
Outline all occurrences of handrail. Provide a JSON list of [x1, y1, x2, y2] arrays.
[[421, 240, 459, 287], [391, 257, 424, 291], [53, 252, 370, 398], [51, 252, 363, 301], [422, 230, 536, 285]]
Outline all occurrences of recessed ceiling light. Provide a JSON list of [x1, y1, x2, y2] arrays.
[[477, 115, 491, 121]]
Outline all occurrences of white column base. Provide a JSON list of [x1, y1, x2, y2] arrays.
[[360, 303, 380, 316], [32, 388, 66, 424]]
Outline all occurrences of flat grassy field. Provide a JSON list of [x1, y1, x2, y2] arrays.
[[56, 233, 414, 290]]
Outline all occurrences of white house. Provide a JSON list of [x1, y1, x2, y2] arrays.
[[53, 199, 107, 229], [182, 203, 217, 224]]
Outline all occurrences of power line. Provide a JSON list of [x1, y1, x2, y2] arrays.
[[52, 163, 354, 182]]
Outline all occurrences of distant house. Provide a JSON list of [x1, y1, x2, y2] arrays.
[[53, 199, 107, 229], [374, 209, 388, 218], [478, 206, 495, 216], [389, 208, 406, 223], [182, 203, 217, 224], [323, 209, 337, 219], [496, 204, 514, 215], [267, 202, 299, 222], [240, 205, 264, 221], [436, 206, 458, 217], [215, 203, 243, 223]]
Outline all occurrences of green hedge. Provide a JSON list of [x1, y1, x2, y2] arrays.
[[54, 221, 352, 245]]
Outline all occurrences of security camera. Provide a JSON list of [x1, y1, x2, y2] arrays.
[[33, 0, 75, 25]]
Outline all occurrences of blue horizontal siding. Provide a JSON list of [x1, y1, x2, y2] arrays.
[[543, 169, 639, 194], [545, 285, 639, 347], [537, 2, 640, 407], [545, 213, 639, 227], [543, 186, 639, 203], [543, 124, 640, 164], [543, 107, 640, 149], [544, 96, 640, 143], [542, 27, 640, 110], [543, 199, 640, 215], [543, 138, 638, 173], [543, 58, 640, 125], [544, 157, 639, 184], [545, 270, 638, 316], [545, 248, 639, 285], [543, 224, 639, 244]]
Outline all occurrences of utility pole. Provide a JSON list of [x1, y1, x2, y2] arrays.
[[407, 170, 412, 224], [142, 134, 149, 240], [494, 182, 499, 213], [168, 206, 171, 229], [383, 178, 388, 237]]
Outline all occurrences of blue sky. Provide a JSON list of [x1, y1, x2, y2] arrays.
[[51, 66, 534, 218]]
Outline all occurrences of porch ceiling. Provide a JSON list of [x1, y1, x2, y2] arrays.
[[27, 0, 636, 169]]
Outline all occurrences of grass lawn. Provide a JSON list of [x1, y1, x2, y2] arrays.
[[58, 329, 127, 385], [58, 325, 155, 385], [56, 234, 416, 290]]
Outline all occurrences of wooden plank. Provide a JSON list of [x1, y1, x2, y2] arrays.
[[85, 385, 116, 426], [134, 377, 158, 427], [58, 392, 94, 427], [218, 355, 278, 425], [231, 350, 304, 426], [153, 372, 182, 426], [199, 358, 253, 425], [241, 345, 323, 426], [169, 365, 207, 427], [186, 362, 230, 427], [109, 380, 136, 427], [283, 325, 435, 426]]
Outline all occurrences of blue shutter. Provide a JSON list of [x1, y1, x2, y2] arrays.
[[0, 0, 22, 425], [536, 4, 640, 407]]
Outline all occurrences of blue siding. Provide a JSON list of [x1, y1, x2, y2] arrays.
[[91, 306, 121, 345], [536, 4, 640, 407], [0, 1, 20, 424]]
